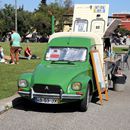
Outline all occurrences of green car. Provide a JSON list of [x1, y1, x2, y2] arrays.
[[18, 32, 98, 112]]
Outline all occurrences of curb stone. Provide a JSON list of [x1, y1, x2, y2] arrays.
[[0, 94, 20, 114]]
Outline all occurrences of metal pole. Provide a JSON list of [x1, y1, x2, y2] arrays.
[[15, 0, 17, 32], [51, 15, 55, 34]]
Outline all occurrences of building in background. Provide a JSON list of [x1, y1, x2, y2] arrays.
[[113, 13, 130, 31]]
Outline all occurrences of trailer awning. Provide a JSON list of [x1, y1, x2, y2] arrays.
[[103, 19, 121, 37]]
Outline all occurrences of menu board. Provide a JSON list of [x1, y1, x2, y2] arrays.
[[90, 50, 108, 104], [91, 51, 105, 88]]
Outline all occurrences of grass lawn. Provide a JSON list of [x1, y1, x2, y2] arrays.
[[112, 46, 129, 53], [0, 42, 48, 99]]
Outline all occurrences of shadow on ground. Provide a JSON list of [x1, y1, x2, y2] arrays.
[[12, 93, 100, 113], [12, 97, 81, 113]]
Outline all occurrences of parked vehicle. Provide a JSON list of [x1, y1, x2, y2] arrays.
[[17, 32, 99, 112], [17, 4, 115, 111]]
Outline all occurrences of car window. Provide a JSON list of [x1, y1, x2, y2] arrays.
[[45, 47, 87, 62]]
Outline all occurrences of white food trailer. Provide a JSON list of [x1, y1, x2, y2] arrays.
[[72, 4, 109, 63], [71, 4, 122, 87]]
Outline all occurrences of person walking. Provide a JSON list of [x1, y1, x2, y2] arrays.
[[10, 28, 21, 64]]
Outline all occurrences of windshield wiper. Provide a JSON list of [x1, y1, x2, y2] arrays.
[[51, 60, 75, 65]]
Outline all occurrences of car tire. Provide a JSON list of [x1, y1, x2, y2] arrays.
[[79, 84, 91, 112]]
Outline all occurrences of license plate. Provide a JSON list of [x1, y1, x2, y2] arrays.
[[34, 97, 59, 104]]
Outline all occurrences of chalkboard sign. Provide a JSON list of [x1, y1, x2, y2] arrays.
[[90, 50, 108, 104]]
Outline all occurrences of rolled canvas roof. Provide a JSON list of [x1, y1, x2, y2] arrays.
[[49, 32, 103, 45], [103, 19, 121, 37]]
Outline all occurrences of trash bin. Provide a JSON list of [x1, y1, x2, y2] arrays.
[[112, 74, 127, 91]]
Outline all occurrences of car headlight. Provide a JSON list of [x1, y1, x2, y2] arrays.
[[18, 80, 28, 87], [72, 82, 82, 91]]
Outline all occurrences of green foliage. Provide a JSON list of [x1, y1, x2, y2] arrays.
[[31, 1, 73, 35], [0, 1, 73, 38], [64, 0, 73, 8], [0, 4, 15, 35], [118, 28, 130, 35], [0, 43, 48, 99], [17, 9, 33, 36], [32, 5, 51, 35], [0, 4, 32, 37], [113, 46, 129, 53], [41, 0, 47, 5]]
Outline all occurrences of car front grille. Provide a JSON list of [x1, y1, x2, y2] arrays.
[[33, 84, 63, 94]]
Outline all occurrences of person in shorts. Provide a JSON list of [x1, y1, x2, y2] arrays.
[[10, 29, 21, 64]]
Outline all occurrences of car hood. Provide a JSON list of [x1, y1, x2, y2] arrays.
[[31, 63, 87, 90]]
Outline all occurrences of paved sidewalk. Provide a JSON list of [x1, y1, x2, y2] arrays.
[[0, 94, 20, 114]]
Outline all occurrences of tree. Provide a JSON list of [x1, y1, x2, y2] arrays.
[[0, 4, 15, 36], [0, 0, 74, 39], [0, 4, 33, 37], [34, 1, 73, 34], [41, 0, 47, 5], [118, 28, 130, 35], [64, 0, 73, 8], [18, 10, 33, 36]]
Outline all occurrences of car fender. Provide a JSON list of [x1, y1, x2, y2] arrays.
[[68, 71, 93, 95]]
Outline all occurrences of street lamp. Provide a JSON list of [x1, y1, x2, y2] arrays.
[[15, 0, 17, 32]]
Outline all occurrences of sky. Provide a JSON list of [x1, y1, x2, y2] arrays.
[[0, 0, 130, 15]]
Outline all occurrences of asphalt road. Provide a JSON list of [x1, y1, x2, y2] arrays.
[[0, 65, 130, 130]]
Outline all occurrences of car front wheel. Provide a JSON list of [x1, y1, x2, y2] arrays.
[[79, 84, 91, 112]]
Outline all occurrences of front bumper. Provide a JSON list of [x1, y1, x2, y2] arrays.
[[18, 89, 81, 101]]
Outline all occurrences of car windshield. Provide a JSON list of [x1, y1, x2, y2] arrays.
[[45, 47, 87, 62]]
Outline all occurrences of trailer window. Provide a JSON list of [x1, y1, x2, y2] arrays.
[[73, 19, 88, 32], [90, 19, 105, 33]]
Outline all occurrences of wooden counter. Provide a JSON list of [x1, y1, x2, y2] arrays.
[[104, 56, 121, 76], [104, 57, 121, 63]]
